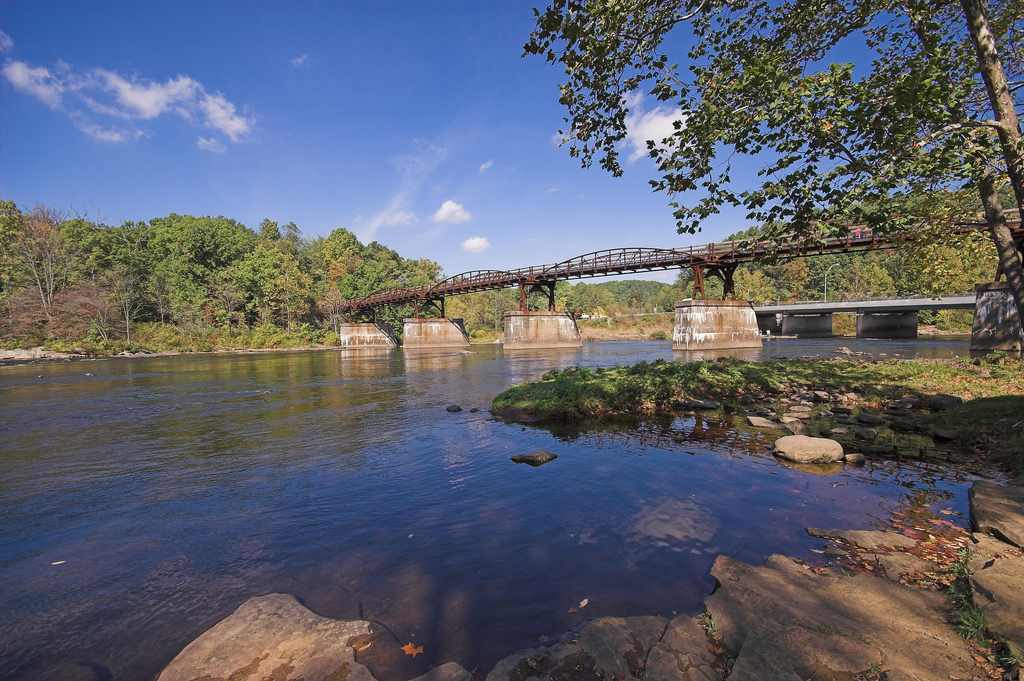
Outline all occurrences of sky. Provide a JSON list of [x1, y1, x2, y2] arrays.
[[0, 1, 756, 282]]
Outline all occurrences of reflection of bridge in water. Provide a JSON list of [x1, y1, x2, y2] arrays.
[[335, 222, 1022, 353]]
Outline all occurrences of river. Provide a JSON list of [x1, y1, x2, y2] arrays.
[[0, 337, 982, 681]]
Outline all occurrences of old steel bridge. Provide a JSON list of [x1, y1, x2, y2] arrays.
[[340, 221, 1023, 316]]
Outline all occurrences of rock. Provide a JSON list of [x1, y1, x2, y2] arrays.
[[970, 481, 1024, 548], [410, 663, 473, 681], [773, 435, 844, 464], [806, 528, 917, 551], [811, 390, 831, 402], [746, 416, 780, 429], [969, 534, 1024, 659], [931, 428, 956, 442], [824, 426, 849, 436], [788, 404, 813, 414], [681, 398, 720, 410], [704, 554, 977, 681], [844, 452, 866, 465], [784, 421, 807, 435], [446, 404, 463, 412], [484, 615, 724, 681], [156, 593, 375, 681], [782, 411, 812, 421], [927, 393, 964, 411], [853, 427, 878, 441], [831, 405, 853, 415], [469, 408, 480, 413], [856, 412, 885, 425], [511, 450, 558, 467]]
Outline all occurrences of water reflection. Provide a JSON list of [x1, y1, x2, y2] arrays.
[[0, 338, 980, 681]]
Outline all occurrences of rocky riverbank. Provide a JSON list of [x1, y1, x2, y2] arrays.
[[155, 479, 1024, 681], [0, 344, 340, 365]]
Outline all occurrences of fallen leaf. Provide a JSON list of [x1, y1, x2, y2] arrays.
[[578, 598, 589, 609], [402, 642, 424, 658]]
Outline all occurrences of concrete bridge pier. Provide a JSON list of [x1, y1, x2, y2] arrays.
[[856, 311, 918, 339], [781, 313, 833, 338], [971, 282, 1023, 352], [503, 311, 582, 350], [337, 322, 398, 348], [403, 317, 470, 349], [755, 312, 782, 335], [673, 300, 762, 351]]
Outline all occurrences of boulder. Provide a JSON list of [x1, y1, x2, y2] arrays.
[[927, 393, 964, 411], [773, 436, 844, 464], [746, 416, 780, 429], [844, 452, 866, 465], [484, 616, 724, 681], [969, 534, 1024, 659], [970, 481, 1024, 548], [811, 390, 831, 402], [511, 450, 558, 467], [704, 554, 977, 681], [784, 421, 807, 436], [853, 427, 878, 441], [156, 594, 375, 681]]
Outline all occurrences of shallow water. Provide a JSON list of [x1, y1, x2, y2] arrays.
[[0, 337, 981, 680]]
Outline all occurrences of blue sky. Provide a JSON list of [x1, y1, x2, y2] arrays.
[[0, 1, 754, 281]]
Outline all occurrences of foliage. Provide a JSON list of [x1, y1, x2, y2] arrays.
[[0, 202, 441, 349]]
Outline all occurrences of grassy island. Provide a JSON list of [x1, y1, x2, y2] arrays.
[[492, 356, 1024, 469]]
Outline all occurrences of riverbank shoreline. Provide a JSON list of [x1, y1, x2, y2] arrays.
[[0, 344, 342, 366]]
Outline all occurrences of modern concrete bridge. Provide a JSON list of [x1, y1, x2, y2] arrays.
[[753, 295, 978, 339]]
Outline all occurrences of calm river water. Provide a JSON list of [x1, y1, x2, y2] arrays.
[[0, 337, 982, 681]]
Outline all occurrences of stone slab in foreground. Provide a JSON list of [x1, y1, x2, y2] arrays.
[[157, 593, 377, 681], [970, 533, 1024, 660], [970, 481, 1024, 548], [705, 554, 977, 680], [484, 615, 724, 681]]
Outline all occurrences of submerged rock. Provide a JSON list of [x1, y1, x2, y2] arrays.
[[511, 450, 558, 467], [970, 481, 1024, 548], [484, 615, 724, 681], [446, 404, 463, 413], [746, 416, 780, 429], [806, 528, 916, 551], [157, 593, 375, 681], [773, 435, 844, 464], [704, 554, 977, 680], [410, 663, 473, 681], [844, 452, 866, 465], [680, 398, 721, 410]]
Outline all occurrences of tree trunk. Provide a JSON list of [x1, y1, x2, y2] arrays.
[[960, 0, 1024, 221], [978, 172, 1024, 338]]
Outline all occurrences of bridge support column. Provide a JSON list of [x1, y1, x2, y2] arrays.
[[781, 313, 833, 337], [337, 322, 398, 348], [755, 312, 782, 335], [856, 311, 918, 339], [403, 317, 470, 349], [971, 282, 1023, 352], [503, 311, 582, 350], [673, 300, 762, 351]]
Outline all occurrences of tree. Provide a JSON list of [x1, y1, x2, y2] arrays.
[[0, 200, 23, 294], [526, 0, 1024, 332], [10, 207, 71, 320]]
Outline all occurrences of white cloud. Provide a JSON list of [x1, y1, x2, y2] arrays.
[[2, 61, 64, 108], [432, 199, 471, 224], [479, 159, 493, 173], [623, 92, 684, 163], [462, 236, 491, 253], [0, 30, 13, 53], [197, 136, 226, 153], [545, 185, 560, 193], [290, 54, 308, 67], [356, 142, 448, 242], [3, 57, 253, 147]]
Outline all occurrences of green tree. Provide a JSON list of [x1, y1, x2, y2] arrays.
[[526, 0, 1024, 331]]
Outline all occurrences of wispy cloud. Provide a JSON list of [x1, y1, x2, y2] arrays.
[[545, 185, 560, 194], [0, 29, 13, 53], [462, 236, 491, 253], [197, 136, 226, 153], [623, 92, 683, 163], [478, 159, 493, 173], [432, 199, 471, 224], [71, 114, 144, 143], [290, 54, 309, 67], [2, 58, 253, 146], [355, 141, 448, 242]]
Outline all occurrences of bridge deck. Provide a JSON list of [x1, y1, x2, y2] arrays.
[[754, 295, 976, 314]]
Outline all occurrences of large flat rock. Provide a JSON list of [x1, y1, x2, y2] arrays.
[[806, 528, 917, 551], [773, 435, 844, 464], [970, 481, 1024, 548], [970, 534, 1024, 659], [705, 554, 978, 680], [484, 616, 723, 681], [157, 593, 376, 681]]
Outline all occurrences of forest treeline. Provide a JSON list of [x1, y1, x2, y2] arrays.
[[0, 199, 999, 352]]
